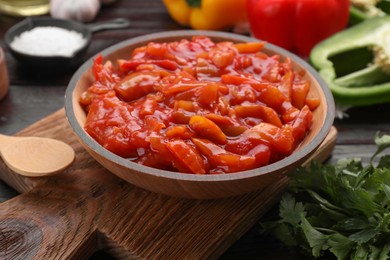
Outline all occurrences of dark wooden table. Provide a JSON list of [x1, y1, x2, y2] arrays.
[[1, 1, 389, 259]]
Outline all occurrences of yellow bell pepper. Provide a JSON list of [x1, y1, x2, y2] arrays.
[[162, 0, 247, 30]]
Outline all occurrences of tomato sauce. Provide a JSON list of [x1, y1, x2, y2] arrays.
[[80, 36, 319, 174]]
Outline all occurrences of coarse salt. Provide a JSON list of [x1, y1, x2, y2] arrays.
[[10, 26, 87, 57]]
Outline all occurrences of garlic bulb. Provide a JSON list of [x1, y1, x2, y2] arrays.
[[50, 0, 101, 23]]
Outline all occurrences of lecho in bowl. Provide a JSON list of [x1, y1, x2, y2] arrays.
[[65, 30, 335, 199]]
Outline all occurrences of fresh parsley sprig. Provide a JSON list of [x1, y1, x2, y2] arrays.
[[261, 133, 390, 260]]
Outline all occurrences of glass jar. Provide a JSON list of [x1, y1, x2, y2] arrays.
[[0, 0, 49, 17]]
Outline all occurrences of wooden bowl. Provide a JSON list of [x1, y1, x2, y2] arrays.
[[65, 30, 335, 199]]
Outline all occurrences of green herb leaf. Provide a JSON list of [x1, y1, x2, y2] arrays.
[[382, 184, 390, 201], [378, 155, 390, 168], [378, 244, 390, 260], [300, 216, 328, 257], [371, 132, 390, 162], [336, 186, 377, 218], [369, 246, 382, 260], [348, 228, 378, 243], [260, 134, 390, 259], [328, 233, 355, 260], [353, 245, 369, 259], [335, 217, 369, 231], [279, 193, 305, 227], [267, 223, 298, 247]]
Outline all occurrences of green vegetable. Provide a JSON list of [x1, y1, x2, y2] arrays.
[[185, 0, 201, 7], [261, 133, 390, 259], [350, 0, 390, 25], [310, 16, 390, 107]]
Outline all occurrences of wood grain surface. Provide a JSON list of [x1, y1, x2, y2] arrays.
[[2, 1, 388, 258], [0, 109, 337, 259]]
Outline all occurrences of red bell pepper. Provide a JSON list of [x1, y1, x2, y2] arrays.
[[246, 0, 350, 57]]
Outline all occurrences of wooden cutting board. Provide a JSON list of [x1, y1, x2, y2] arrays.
[[0, 109, 337, 259]]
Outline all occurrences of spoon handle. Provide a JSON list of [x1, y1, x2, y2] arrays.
[[86, 18, 131, 33]]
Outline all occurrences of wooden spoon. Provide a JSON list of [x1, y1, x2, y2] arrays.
[[0, 134, 75, 177]]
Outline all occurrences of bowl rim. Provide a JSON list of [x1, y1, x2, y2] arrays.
[[65, 30, 335, 183]]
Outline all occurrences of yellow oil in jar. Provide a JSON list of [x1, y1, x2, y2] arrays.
[[0, 0, 49, 16]]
